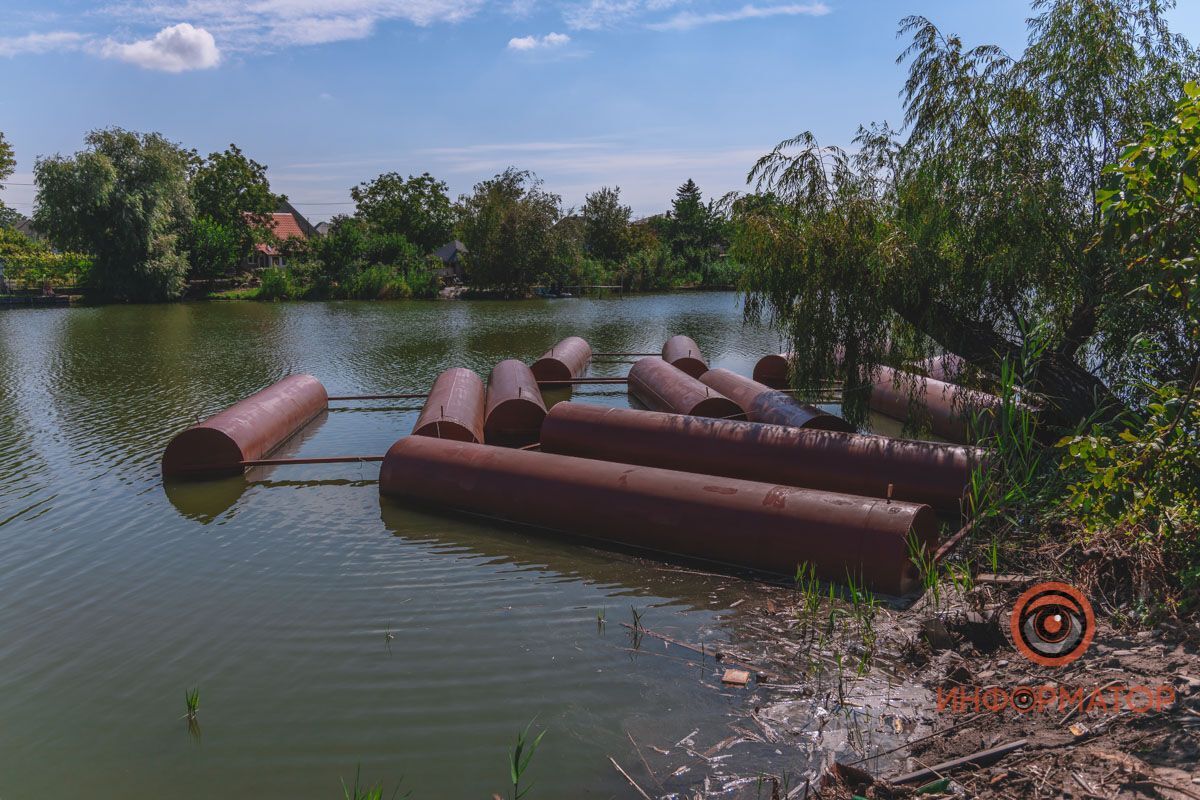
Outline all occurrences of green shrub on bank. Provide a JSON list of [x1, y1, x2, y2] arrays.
[[258, 267, 299, 301]]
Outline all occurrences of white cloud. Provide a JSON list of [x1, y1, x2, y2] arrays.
[[101, 0, 489, 50], [100, 23, 221, 72], [564, 0, 645, 30], [0, 31, 88, 57], [507, 31, 571, 50], [649, 2, 829, 30]]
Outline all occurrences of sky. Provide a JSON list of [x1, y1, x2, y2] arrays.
[[2, 0, 1199, 221]]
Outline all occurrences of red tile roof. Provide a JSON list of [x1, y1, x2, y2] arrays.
[[250, 212, 307, 254]]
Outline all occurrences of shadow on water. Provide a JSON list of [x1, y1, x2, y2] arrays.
[[378, 495, 762, 611]]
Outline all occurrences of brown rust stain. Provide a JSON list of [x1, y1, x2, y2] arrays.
[[762, 486, 790, 508]]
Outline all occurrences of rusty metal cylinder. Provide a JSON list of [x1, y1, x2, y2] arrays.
[[162, 374, 329, 479], [661, 335, 708, 378], [700, 367, 854, 432], [753, 353, 790, 389], [412, 367, 486, 443], [541, 402, 980, 514], [380, 435, 937, 595], [756, 353, 1006, 443], [870, 366, 1004, 444], [628, 357, 744, 419], [530, 336, 592, 385], [484, 359, 548, 447]]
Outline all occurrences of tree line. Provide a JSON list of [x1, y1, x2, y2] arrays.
[[0, 128, 736, 301]]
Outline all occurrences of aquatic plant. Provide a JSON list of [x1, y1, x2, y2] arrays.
[[184, 687, 199, 719], [508, 719, 546, 800], [340, 765, 411, 800]]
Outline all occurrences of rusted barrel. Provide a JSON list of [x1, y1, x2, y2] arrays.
[[757, 353, 1009, 443], [870, 366, 1006, 444], [380, 436, 937, 595], [530, 337, 592, 385], [753, 353, 791, 389], [700, 368, 853, 432], [541, 403, 980, 514], [412, 368, 485, 443], [162, 374, 329, 479], [662, 335, 708, 378], [628, 357, 744, 419], [484, 359, 547, 447]]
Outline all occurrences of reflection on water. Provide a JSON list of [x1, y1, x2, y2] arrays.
[[1, 294, 879, 798]]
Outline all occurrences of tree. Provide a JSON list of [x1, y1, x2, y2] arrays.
[[733, 0, 1198, 431], [667, 179, 724, 275], [185, 216, 243, 279], [34, 128, 193, 301], [582, 186, 631, 262], [0, 131, 18, 228], [189, 144, 277, 273], [456, 168, 562, 294], [351, 172, 454, 253]]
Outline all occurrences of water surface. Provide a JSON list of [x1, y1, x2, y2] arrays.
[[0, 293, 823, 798]]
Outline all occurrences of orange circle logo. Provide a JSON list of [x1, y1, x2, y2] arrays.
[[1010, 582, 1095, 667]]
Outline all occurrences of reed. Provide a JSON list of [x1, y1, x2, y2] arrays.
[[340, 765, 410, 800], [184, 687, 199, 720], [508, 719, 546, 800]]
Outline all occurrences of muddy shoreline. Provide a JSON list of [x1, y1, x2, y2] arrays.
[[608, 567, 1199, 799]]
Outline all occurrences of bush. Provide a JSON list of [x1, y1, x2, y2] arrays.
[[348, 264, 412, 300], [257, 267, 298, 301]]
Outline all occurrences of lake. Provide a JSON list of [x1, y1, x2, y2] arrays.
[[0, 292, 882, 798]]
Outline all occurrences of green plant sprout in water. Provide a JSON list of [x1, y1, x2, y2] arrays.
[[341, 764, 411, 800], [184, 687, 199, 719], [509, 719, 546, 800]]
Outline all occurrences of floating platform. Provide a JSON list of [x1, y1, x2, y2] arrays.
[[380, 435, 936, 595]]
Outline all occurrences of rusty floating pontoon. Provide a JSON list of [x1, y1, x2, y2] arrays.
[[627, 357, 744, 419], [700, 367, 853, 432], [540, 402, 980, 514], [484, 359, 547, 447], [661, 334, 708, 378], [379, 435, 936, 595], [530, 336, 592, 386], [412, 367, 486, 443], [754, 353, 1010, 443], [161, 374, 329, 478]]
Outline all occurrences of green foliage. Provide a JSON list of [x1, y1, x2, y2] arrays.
[[340, 765, 411, 800], [582, 186, 632, 262], [1099, 81, 1200, 390], [621, 243, 683, 291], [185, 215, 243, 279], [457, 168, 562, 294], [508, 719, 546, 800], [351, 171, 454, 253], [1052, 83, 1200, 598], [348, 264, 413, 300], [0, 227, 91, 289], [188, 144, 276, 274], [34, 128, 194, 302], [184, 687, 199, 718], [258, 267, 299, 301], [0, 131, 15, 226], [733, 0, 1198, 430]]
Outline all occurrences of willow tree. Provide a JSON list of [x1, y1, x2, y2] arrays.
[[35, 128, 193, 301], [733, 0, 1197, 431]]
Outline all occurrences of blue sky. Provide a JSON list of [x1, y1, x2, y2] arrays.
[[2, 0, 1199, 220]]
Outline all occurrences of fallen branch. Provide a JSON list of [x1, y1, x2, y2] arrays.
[[888, 739, 1029, 785], [609, 755, 653, 800]]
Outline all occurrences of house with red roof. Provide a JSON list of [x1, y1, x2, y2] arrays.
[[242, 200, 315, 271]]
